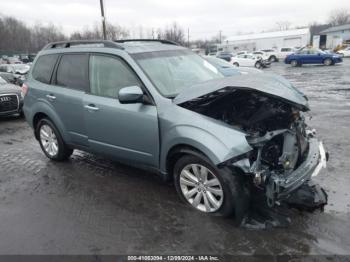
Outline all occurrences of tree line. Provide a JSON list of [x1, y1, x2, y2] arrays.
[[0, 8, 349, 54], [0, 14, 187, 54]]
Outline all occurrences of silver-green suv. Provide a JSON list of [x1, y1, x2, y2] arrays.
[[23, 40, 328, 220]]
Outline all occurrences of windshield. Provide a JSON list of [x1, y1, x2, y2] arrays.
[[134, 50, 224, 97]]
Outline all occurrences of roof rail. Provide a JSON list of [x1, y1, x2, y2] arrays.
[[42, 40, 124, 50], [114, 39, 179, 46]]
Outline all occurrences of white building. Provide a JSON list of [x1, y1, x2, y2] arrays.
[[219, 28, 310, 52], [318, 24, 350, 49]]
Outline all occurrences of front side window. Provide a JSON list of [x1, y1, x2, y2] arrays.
[[89, 55, 141, 98], [56, 54, 88, 91], [134, 50, 223, 97], [32, 54, 58, 84]]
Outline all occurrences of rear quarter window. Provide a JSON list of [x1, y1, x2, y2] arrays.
[[56, 54, 88, 91], [32, 54, 59, 84]]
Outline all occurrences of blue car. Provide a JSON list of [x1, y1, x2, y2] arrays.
[[285, 48, 342, 67]]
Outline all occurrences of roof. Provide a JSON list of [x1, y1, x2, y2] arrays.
[[225, 28, 310, 42], [320, 24, 350, 34]]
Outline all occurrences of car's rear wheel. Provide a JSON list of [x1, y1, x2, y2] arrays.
[[290, 60, 299, 67], [269, 55, 277, 62], [174, 154, 249, 219], [36, 118, 73, 161], [233, 62, 239, 67], [323, 58, 332, 66], [255, 61, 262, 69]]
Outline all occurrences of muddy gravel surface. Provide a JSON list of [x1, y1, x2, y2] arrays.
[[0, 60, 350, 255]]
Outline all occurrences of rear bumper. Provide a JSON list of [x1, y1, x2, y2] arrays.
[[265, 138, 327, 205]]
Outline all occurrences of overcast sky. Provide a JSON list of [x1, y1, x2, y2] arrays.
[[1, 0, 350, 40]]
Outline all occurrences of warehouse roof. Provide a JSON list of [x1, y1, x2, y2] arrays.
[[320, 24, 350, 34], [225, 28, 309, 42]]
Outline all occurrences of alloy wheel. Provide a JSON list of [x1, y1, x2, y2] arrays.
[[40, 124, 59, 157], [179, 164, 224, 212]]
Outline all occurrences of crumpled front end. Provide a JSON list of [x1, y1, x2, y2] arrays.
[[178, 85, 328, 210], [237, 123, 328, 208]]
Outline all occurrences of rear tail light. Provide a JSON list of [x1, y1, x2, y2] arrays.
[[21, 83, 29, 98]]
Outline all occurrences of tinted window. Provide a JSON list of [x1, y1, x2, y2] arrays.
[[281, 48, 292, 52], [32, 54, 58, 84], [89, 55, 141, 98], [56, 54, 88, 91]]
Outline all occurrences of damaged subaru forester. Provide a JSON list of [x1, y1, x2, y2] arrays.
[[23, 40, 328, 222]]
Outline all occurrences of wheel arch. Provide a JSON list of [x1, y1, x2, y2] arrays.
[[31, 102, 69, 142], [165, 144, 209, 178]]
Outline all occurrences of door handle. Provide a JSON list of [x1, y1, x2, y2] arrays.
[[84, 104, 99, 111], [46, 94, 56, 100]]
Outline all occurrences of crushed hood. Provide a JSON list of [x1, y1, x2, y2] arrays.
[[173, 74, 309, 110]]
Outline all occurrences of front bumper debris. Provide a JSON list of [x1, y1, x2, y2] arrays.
[[266, 138, 328, 207]]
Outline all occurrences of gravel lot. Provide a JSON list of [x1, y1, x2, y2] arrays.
[[0, 60, 350, 256]]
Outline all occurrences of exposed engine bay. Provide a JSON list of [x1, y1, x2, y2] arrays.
[[179, 87, 328, 210], [179, 88, 309, 174]]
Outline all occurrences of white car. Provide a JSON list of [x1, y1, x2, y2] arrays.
[[278, 47, 296, 60], [337, 47, 350, 57], [252, 51, 270, 61], [231, 54, 268, 68], [260, 49, 279, 62]]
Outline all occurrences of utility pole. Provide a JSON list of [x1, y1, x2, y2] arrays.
[[187, 28, 190, 47], [100, 0, 107, 40]]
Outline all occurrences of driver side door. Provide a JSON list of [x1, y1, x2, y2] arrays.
[[84, 54, 160, 168]]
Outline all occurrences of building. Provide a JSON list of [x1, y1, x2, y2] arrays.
[[316, 24, 350, 49], [218, 28, 310, 52]]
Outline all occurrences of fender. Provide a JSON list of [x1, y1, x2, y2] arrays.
[[160, 124, 253, 173]]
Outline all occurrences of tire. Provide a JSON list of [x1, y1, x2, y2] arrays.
[[173, 154, 249, 220], [290, 60, 299, 67], [233, 62, 239, 67], [323, 58, 332, 66], [255, 61, 262, 69], [35, 118, 73, 161], [269, 55, 277, 62]]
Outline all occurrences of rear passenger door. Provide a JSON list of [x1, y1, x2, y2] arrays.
[[83, 54, 159, 167], [51, 53, 89, 147]]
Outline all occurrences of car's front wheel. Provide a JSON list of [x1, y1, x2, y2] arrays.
[[323, 58, 333, 66], [174, 154, 249, 219], [36, 118, 73, 161]]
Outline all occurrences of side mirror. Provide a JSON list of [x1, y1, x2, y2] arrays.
[[118, 86, 144, 104]]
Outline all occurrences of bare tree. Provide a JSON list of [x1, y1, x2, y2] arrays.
[[328, 9, 350, 26], [275, 21, 292, 31], [161, 22, 185, 44], [70, 22, 129, 40]]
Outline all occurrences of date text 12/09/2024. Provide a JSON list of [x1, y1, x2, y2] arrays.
[[127, 255, 220, 261]]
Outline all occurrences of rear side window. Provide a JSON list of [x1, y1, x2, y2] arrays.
[[56, 54, 88, 91], [89, 55, 141, 98], [32, 54, 58, 84]]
